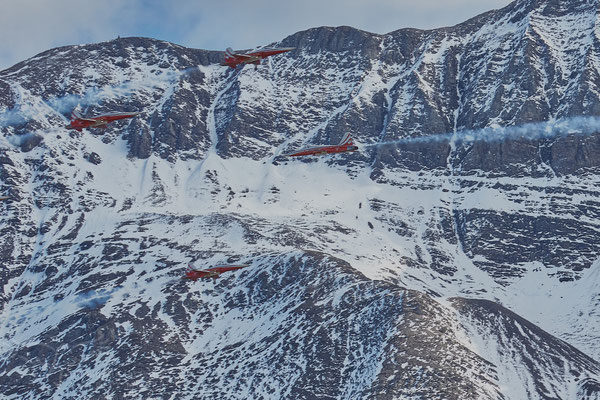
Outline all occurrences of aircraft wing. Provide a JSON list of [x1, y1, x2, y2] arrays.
[[225, 47, 254, 59], [234, 53, 256, 59], [79, 118, 98, 122]]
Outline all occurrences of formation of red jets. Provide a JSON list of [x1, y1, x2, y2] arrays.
[[34, 44, 359, 283], [182, 47, 358, 281], [63, 46, 296, 133]]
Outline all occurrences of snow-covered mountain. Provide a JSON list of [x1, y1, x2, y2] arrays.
[[1, 0, 600, 398]]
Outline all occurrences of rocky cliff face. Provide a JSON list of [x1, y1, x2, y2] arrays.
[[1, 0, 600, 398]]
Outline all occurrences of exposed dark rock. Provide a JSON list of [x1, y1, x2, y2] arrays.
[[86, 152, 102, 165], [19, 134, 43, 152]]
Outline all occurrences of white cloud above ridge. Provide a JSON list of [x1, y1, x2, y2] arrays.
[[0, 0, 512, 70]]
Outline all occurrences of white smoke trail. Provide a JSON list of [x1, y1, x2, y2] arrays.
[[367, 116, 600, 149], [0, 108, 29, 126], [0, 85, 123, 128], [5, 132, 41, 147], [0, 66, 200, 128]]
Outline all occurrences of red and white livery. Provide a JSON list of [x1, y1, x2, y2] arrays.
[[183, 262, 248, 282], [283, 133, 359, 157], [221, 47, 295, 69], [65, 110, 140, 132]]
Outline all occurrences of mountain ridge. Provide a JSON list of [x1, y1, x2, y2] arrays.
[[1, 0, 600, 398]]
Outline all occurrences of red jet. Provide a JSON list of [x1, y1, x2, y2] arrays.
[[283, 133, 358, 157], [221, 47, 295, 69], [65, 110, 140, 132], [183, 262, 248, 282]]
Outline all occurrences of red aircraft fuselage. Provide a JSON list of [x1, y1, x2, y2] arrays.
[[221, 47, 295, 69], [284, 144, 359, 157], [66, 111, 140, 132], [283, 133, 358, 157], [183, 264, 248, 281]]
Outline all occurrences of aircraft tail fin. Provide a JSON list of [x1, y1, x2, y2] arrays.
[[225, 47, 236, 58], [338, 132, 354, 146], [70, 110, 82, 120], [187, 262, 196, 272]]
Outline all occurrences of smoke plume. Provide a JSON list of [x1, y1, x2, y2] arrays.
[[368, 116, 600, 149]]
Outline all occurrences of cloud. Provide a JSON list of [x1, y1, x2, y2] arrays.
[[184, 0, 513, 50], [0, 0, 512, 70], [0, 0, 132, 69]]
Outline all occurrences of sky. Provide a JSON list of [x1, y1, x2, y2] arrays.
[[0, 0, 512, 71]]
